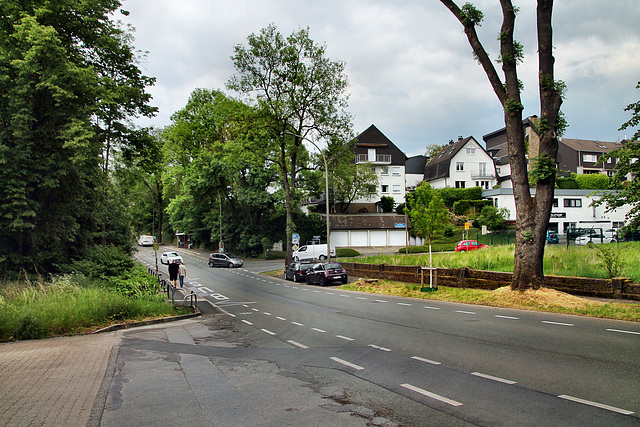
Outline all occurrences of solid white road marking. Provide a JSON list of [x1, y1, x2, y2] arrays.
[[330, 357, 364, 370], [606, 328, 640, 335], [542, 321, 574, 327], [411, 356, 442, 365], [374, 300, 388, 303], [397, 302, 412, 306], [456, 310, 476, 315], [251, 308, 259, 311], [471, 372, 517, 385], [356, 297, 367, 300], [368, 344, 391, 352], [336, 335, 354, 341], [424, 306, 441, 310], [401, 383, 463, 407], [287, 340, 309, 349], [276, 317, 286, 321], [263, 312, 272, 316], [558, 395, 635, 415]]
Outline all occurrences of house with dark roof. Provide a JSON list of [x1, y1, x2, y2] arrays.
[[329, 213, 412, 247], [423, 136, 497, 189], [348, 124, 408, 213], [557, 138, 623, 176]]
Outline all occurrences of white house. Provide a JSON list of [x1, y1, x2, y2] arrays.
[[483, 188, 631, 234], [424, 136, 497, 190]]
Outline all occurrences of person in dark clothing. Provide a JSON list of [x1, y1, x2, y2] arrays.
[[168, 260, 180, 287]]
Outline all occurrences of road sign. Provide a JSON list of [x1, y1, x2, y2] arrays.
[[292, 233, 300, 244], [153, 243, 159, 251], [292, 244, 299, 251], [465, 222, 471, 230]]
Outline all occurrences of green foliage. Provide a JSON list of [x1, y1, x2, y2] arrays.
[[452, 199, 493, 216], [407, 195, 450, 245], [575, 173, 610, 190], [529, 155, 557, 185], [556, 176, 579, 189], [62, 245, 134, 279], [332, 158, 379, 213], [380, 196, 395, 213], [336, 248, 361, 258], [476, 206, 508, 230], [619, 81, 640, 141], [594, 244, 624, 279], [461, 3, 484, 26]]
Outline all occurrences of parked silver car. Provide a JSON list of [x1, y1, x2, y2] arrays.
[[574, 234, 616, 245]]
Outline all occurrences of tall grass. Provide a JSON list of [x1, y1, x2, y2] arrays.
[[0, 265, 180, 341], [349, 242, 640, 283]]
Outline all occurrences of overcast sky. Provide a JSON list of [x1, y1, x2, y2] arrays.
[[120, 0, 640, 157]]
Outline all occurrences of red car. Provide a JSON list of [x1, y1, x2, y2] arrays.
[[455, 240, 488, 252]]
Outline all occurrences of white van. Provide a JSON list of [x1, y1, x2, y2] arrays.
[[292, 244, 336, 261], [138, 235, 155, 246]]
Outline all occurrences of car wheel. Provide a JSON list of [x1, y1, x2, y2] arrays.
[[294, 273, 300, 282], [610, 239, 617, 243], [305, 276, 311, 285], [208, 261, 214, 268], [227, 262, 234, 268], [341, 277, 347, 284], [321, 277, 328, 287], [319, 255, 326, 261]]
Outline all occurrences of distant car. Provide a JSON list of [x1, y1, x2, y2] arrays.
[[546, 231, 559, 244], [160, 251, 183, 265], [138, 235, 155, 246], [284, 261, 315, 282], [575, 234, 616, 245], [208, 252, 243, 268], [305, 262, 348, 286], [455, 240, 488, 252]]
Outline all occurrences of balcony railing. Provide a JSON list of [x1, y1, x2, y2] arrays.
[[470, 170, 496, 180], [356, 154, 392, 164]]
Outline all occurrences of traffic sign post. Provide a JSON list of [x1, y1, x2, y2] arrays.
[[153, 244, 159, 275]]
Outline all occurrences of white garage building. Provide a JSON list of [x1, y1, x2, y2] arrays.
[[327, 213, 411, 248]]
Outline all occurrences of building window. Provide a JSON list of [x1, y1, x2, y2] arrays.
[[563, 199, 582, 208], [393, 185, 401, 193], [496, 167, 501, 174], [392, 166, 401, 176], [582, 154, 598, 163], [380, 166, 389, 175], [466, 147, 476, 155], [456, 162, 464, 171], [455, 181, 466, 188], [613, 221, 624, 228], [381, 185, 389, 193], [356, 154, 368, 163], [553, 198, 558, 208]]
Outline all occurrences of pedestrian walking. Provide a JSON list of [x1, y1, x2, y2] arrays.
[[168, 259, 179, 287], [178, 261, 187, 288]]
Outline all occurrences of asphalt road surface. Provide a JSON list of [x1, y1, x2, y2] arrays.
[[137, 248, 640, 426]]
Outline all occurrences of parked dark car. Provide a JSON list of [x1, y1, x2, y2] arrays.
[[208, 252, 243, 268], [305, 262, 348, 286], [284, 261, 315, 282]]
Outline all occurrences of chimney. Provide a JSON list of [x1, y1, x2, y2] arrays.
[[458, 136, 464, 142]]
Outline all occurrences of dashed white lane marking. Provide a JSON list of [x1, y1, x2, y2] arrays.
[[397, 302, 412, 306], [330, 357, 364, 370], [291, 322, 304, 326], [374, 300, 388, 303], [368, 344, 391, 352], [606, 328, 640, 336], [424, 306, 441, 310], [313, 290, 321, 293], [227, 313, 236, 318], [401, 383, 463, 407], [558, 395, 635, 415], [542, 321, 574, 327], [263, 312, 272, 316], [472, 372, 517, 385], [276, 317, 287, 321], [325, 292, 335, 295], [312, 328, 326, 333], [241, 320, 253, 325], [456, 310, 476, 315], [411, 356, 442, 365], [356, 297, 367, 300], [340, 294, 349, 298], [336, 335, 354, 341], [287, 340, 309, 349], [261, 328, 276, 336], [495, 315, 519, 320]]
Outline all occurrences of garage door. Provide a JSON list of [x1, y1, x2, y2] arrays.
[[370, 230, 387, 246], [350, 231, 368, 246], [389, 230, 407, 245], [331, 231, 349, 247]]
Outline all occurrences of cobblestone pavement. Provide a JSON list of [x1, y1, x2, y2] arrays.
[[0, 332, 118, 426]]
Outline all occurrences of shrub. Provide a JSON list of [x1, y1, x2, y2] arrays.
[[336, 248, 361, 257], [63, 245, 134, 279]]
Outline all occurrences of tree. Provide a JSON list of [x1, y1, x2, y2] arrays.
[[407, 194, 450, 270], [0, 1, 155, 272], [619, 81, 640, 142], [425, 143, 445, 161], [227, 24, 352, 263], [476, 205, 509, 230], [441, 1, 565, 290]]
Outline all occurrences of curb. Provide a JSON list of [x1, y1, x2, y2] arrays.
[[91, 310, 202, 334]]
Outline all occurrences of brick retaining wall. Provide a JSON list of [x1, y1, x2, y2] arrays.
[[340, 262, 640, 301]]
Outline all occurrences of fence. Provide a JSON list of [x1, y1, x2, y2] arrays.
[[147, 266, 198, 311], [340, 262, 640, 301]]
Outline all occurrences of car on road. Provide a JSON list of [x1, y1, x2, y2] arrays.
[[455, 240, 488, 252], [138, 235, 155, 246], [160, 251, 183, 265], [208, 252, 243, 268], [284, 261, 315, 282], [305, 262, 348, 286], [574, 234, 616, 245]]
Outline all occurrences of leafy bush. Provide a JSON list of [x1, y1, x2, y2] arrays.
[[576, 173, 610, 189], [556, 177, 578, 189], [265, 251, 285, 260], [336, 248, 361, 257], [63, 245, 134, 278]]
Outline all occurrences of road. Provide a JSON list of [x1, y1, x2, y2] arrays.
[[137, 247, 640, 426]]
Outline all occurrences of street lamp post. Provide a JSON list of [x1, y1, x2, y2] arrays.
[[285, 132, 331, 260]]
